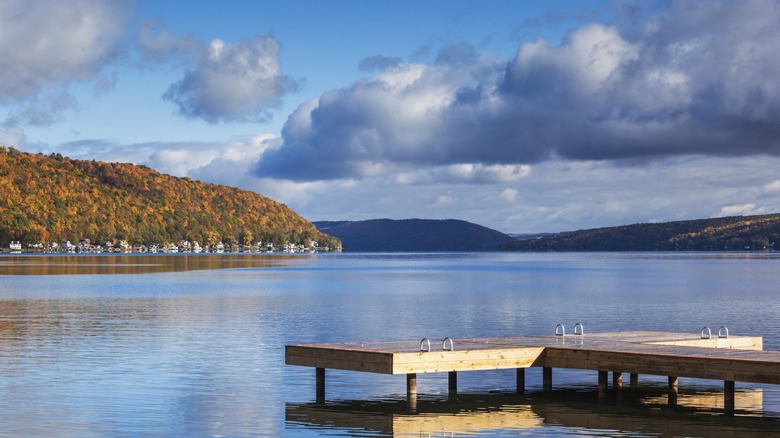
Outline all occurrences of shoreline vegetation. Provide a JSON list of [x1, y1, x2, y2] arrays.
[[0, 147, 341, 253], [501, 213, 780, 252]]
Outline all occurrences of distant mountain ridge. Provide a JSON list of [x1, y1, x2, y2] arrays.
[[502, 214, 780, 251], [0, 147, 340, 249], [314, 219, 515, 252]]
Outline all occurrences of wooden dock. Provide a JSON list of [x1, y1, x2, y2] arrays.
[[286, 330, 778, 414]]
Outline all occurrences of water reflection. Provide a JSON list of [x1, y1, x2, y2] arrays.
[[0, 253, 301, 275], [287, 388, 778, 437]]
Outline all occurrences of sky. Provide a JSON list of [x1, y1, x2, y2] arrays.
[[2, 0, 780, 233]]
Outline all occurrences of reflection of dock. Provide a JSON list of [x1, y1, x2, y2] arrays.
[[287, 397, 542, 436], [286, 389, 775, 437], [286, 330, 776, 414]]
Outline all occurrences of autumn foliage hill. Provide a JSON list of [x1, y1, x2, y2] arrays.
[[0, 146, 340, 249]]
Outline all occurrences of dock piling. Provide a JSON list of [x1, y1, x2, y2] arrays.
[[407, 373, 417, 410], [448, 371, 457, 396], [668, 376, 679, 393], [543, 367, 553, 392], [516, 368, 525, 395], [612, 371, 623, 389], [316, 367, 325, 403], [724, 380, 735, 416], [598, 370, 608, 401]]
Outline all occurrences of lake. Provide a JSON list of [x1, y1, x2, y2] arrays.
[[1, 252, 780, 437]]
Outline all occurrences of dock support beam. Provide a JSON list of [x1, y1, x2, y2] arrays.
[[668, 376, 679, 392], [407, 373, 417, 410], [630, 373, 639, 388], [543, 367, 553, 392], [613, 371, 623, 401], [516, 368, 525, 395], [668, 375, 679, 406], [598, 370, 608, 401], [724, 380, 735, 416], [448, 371, 457, 396], [316, 367, 325, 403], [612, 372, 623, 389]]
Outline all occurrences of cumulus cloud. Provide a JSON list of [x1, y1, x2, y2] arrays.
[[160, 36, 301, 123], [358, 55, 404, 72], [714, 204, 761, 218], [499, 188, 519, 202], [53, 134, 281, 188], [3, 92, 78, 127], [0, 0, 129, 104], [138, 25, 202, 64], [257, 0, 780, 182], [763, 180, 780, 194], [0, 127, 27, 149]]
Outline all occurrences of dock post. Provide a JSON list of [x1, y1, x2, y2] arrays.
[[612, 372, 623, 389], [724, 380, 735, 416], [668, 376, 679, 406], [448, 371, 457, 397], [613, 371, 623, 402], [316, 368, 325, 403], [598, 370, 608, 401], [630, 373, 639, 388], [407, 373, 417, 411], [543, 367, 553, 392], [668, 376, 679, 393], [516, 368, 525, 395]]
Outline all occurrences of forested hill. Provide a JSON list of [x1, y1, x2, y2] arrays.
[[314, 219, 515, 251], [0, 147, 340, 249], [502, 214, 780, 251]]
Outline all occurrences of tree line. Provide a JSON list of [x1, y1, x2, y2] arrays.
[[0, 146, 341, 250]]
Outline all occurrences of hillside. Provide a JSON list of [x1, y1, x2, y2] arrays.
[[0, 147, 340, 250], [502, 214, 780, 251], [314, 219, 515, 252]]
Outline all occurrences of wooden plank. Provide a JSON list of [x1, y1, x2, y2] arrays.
[[286, 345, 395, 374], [541, 346, 780, 384], [391, 347, 546, 374]]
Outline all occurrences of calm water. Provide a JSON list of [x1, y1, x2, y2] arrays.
[[1, 252, 780, 437]]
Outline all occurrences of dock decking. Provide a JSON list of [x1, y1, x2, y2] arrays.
[[286, 330, 776, 414]]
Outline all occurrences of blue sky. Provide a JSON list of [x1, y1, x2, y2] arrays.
[[2, 0, 780, 233]]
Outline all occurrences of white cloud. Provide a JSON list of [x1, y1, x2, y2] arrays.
[[499, 188, 519, 202], [0, 127, 27, 148], [162, 36, 301, 123], [762, 180, 780, 194], [53, 134, 282, 187], [3, 92, 78, 127], [0, 0, 129, 103], [433, 195, 457, 208], [714, 204, 761, 218], [269, 155, 780, 233]]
